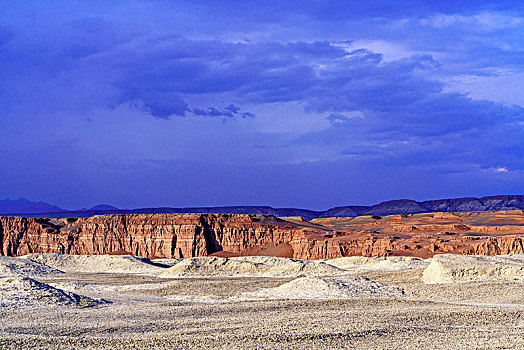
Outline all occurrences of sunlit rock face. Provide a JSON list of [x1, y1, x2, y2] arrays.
[[1, 211, 524, 259]]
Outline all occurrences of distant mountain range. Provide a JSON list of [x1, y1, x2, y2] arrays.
[[0, 199, 64, 215], [1, 195, 524, 219]]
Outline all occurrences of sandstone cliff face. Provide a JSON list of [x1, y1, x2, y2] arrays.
[[1, 212, 524, 260], [0, 214, 315, 259]]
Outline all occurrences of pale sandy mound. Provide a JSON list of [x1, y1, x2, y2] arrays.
[[0, 276, 108, 308], [152, 258, 182, 267], [159, 256, 346, 278], [324, 256, 428, 271], [422, 254, 524, 283], [21, 253, 165, 275], [0, 255, 63, 278], [245, 276, 403, 299]]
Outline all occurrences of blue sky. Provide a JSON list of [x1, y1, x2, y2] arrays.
[[0, 1, 523, 209]]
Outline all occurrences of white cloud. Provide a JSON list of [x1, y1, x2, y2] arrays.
[[422, 13, 523, 32], [444, 72, 524, 107], [337, 40, 417, 62]]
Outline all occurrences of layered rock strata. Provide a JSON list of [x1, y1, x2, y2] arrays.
[[1, 211, 523, 259]]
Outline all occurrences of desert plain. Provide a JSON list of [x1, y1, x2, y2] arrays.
[[1, 252, 524, 349], [1, 210, 524, 349]]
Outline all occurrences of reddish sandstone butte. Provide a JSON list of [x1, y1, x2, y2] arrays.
[[1, 211, 524, 260]]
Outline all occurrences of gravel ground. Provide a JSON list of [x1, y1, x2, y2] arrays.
[[1, 268, 523, 349]]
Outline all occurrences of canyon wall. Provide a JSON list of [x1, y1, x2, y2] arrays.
[[1, 213, 523, 259], [0, 214, 314, 259]]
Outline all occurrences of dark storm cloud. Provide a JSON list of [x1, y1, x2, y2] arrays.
[[1, 1, 523, 208], [110, 39, 348, 105], [1, 11, 523, 126], [1, 6, 521, 124], [192, 107, 235, 118], [191, 105, 255, 119], [2, 16, 523, 161], [133, 91, 189, 119]]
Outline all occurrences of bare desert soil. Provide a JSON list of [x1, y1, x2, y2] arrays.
[[1, 255, 524, 349]]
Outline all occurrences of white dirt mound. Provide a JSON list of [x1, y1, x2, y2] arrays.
[[245, 276, 403, 299], [159, 256, 346, 278], [152, 258, 182, 267], [0, 255, 63, 278], [422, 254, 524, 283], [0, 276, 108, 308], [324, 256, 428, 271], [21, 253, 165, 275]]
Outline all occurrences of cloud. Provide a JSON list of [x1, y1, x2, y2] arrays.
[[1, 2, 523, 172], [2, 15, 523, 169], [192, 107, 234, 118], [191, 104, 255, 119], [183, 1, 524, 24], [326, 112, 363, 127], [134, 91, 189, 119], [1, 1, 524, 208], [224, 104, 240, 114]]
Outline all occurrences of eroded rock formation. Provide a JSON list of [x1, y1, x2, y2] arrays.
[[1, 211, 524, 259]]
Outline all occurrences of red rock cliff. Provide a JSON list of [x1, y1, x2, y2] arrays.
[[1, 212, 523, 259]]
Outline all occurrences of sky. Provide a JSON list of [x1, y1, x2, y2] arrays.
[[1, 1, 524, 210]]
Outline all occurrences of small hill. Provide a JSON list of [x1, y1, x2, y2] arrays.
[[0, 198, 63, 215], [159, 256, 345, 278], [245, 276, 403, 299], [89, 204, 120, 211], [0, 276, 107, 308], [0, 255, 63, 277], [21, 254, 165, 275], [422, 254, 524, 283]]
